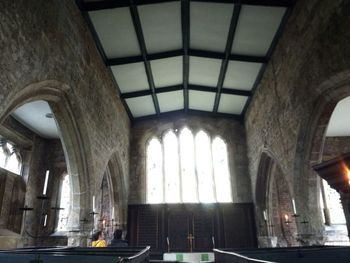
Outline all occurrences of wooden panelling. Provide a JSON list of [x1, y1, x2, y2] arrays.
[[128, 203, 257, 252]]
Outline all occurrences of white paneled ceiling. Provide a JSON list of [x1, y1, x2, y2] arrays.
[[326, 97, 350, 137], [151, 56, 183, 88], [189, 90, 216, 112], [224, 61, 263, 91], [125, 95, 156, 117], [157, 90, 184, 113], [189, 56, 221, 88], [138, 2, 182, 54], [218, 94, 248, 115], [89, 8, 140, 58], [82, 0, 291, 120], [11, 100, 59, 139], [231, 5, 286, 56], [111, 62, 149, 93], [190, 2, 234, 52]]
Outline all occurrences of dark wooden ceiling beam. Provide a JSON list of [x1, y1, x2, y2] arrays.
[[106, 49, 266, 66], [213, 4, 241, 113], [182, 0, 190, 111], [121, 84, 251, 99], [132, 109, 243, 123], [106, 50, 183, 66], [129, 3, 160, 115], [79, 0, 294, 11]]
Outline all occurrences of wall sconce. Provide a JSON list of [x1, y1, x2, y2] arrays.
[[284, 214, 291, 224]]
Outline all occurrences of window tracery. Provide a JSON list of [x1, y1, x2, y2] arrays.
[[147, 128, 232, 203]]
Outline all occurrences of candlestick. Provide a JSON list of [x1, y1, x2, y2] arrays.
[[92, 196, 95, 212], [292, 199, 297, 214], [166, 236, 170, 252]]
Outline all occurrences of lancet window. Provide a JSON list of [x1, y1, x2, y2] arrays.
[[57, 174, 71, 231], [0, 139, 22, 175]]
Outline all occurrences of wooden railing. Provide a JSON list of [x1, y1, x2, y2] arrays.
[[214, 249, 276, 263]]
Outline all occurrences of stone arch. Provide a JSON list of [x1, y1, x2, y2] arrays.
[[256, 151, 297, 247], [0, 80, 92, 235], [293, 72, 350, 244], [105, 151, 128, 230]]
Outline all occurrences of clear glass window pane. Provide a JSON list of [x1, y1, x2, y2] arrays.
[[212, 137, 232, 202], [321, 179, 346, 224], [147, 138, 164, 203], [57, 174, 71, 231], [195, 131, 215, 203], [0, 147, 6, 168], [179, 127, 198, 203], [5, 153, 21, 175], [164, 131, 181, 203]]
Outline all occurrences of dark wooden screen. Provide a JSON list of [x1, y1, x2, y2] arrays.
[[128, 203, 257, 252], [167, 205, 191, 251], [192, 205, 215, 251]]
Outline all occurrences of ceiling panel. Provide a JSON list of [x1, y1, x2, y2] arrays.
[[11, 100, 59, 139], [151, 56, 183, 88], [231, 5, 286, 56], [218, 94, 248, 115], [224, 61, 263, 91], [327, 97, 350, 136], [189, 90, 216, 111], [190, 2, 233, 53], [157, 90, 184, 113], [189, 56, 221, 88], [138, 2, 182, 54], [111, 62, 149, 93], [89, 8, 141, 58], [125, 95, 156, 117]]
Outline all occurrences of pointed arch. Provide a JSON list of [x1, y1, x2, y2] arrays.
[[0, 80, 91, 233]]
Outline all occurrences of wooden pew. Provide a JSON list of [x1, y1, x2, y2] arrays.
[[214, 249, 275, 263], [0, 246, 150, 263]]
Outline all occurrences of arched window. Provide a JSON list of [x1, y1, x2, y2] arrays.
[[147, 138, 163, 203], [0, 140, 22, 175], [212, 137, 232, 202], [164, 131, 180, 203], [146, 128, 232, 203], [195, 131, 215, 203], [57, 174, 71, 231], [179, 128, 197, 203]]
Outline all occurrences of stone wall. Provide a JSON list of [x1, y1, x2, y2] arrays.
[[0, 0, 130, 243], [244, 0, 350, 244], [323, 137, 350, 161], [129, 115, 252, 204]]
